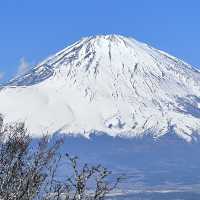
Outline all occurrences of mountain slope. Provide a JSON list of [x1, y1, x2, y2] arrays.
[[1, 35, 200, 141]]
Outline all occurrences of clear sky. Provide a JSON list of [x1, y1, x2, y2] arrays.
[[0, 0, 200, 83]]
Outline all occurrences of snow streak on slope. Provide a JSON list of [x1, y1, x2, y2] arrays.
[[1, 35, 200, 141]]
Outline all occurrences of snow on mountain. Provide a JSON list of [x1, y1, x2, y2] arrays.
[[1, 34, 200, 141]]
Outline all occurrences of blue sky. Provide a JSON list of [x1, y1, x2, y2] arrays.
[[0, 0, 200, 83]]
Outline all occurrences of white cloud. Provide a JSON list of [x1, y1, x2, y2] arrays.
[[17, 57, 30, 76]]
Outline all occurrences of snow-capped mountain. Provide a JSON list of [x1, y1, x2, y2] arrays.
[[1, 35, 200, 141]]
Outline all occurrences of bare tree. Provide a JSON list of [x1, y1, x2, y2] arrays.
[[0, 120, 62, 200], [0, 117, 123, 200], [64, 154, 122, 200]]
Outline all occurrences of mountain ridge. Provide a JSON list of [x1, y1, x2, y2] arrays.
[[1, 34, 200, 142]]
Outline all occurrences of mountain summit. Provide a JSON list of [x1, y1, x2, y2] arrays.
[[1, 35, 200, 141]]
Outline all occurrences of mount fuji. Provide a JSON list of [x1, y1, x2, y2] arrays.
[[1, 34, 200, 142]]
